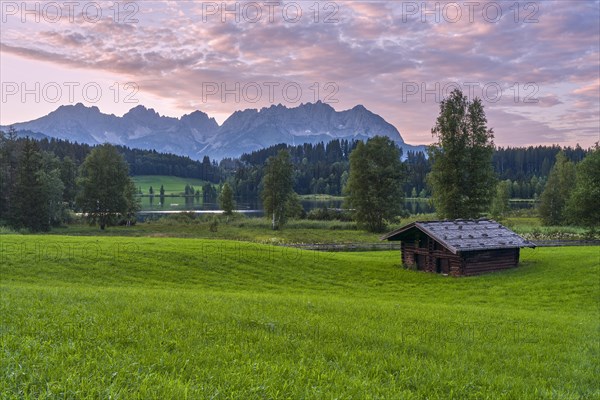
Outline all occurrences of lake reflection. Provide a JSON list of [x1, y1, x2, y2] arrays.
[[136, 195, 534, 216]]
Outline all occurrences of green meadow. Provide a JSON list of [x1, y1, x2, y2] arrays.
[[1, 235, 598, 399], [49, 213, 599, 245], [47, 216, 378, 244], [131, 175, 210, 195]]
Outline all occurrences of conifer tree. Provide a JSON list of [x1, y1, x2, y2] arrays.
[[10, 138, 50, 231]]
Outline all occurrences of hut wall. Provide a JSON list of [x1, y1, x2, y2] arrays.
[[461, 248, 520, 276], [401, 241, 416, 266], [401, 238, 462, 275], [449, 258, 462, 276]]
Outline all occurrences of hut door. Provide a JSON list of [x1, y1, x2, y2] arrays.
[[416, 254, 426, 270], [436, 258, 449, 274]]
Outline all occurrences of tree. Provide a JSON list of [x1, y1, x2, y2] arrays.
[[512, 181, 521, 199], [538, 151, 576, 226], [202, 183, 218, 203], [490, 180, 511, 220], [9, 138, 50, 231], [427, 89, 496, 219], [40, 168, 66, 226], [0, 127, 20, 221], [565, 146, 599, 227], [123, 179, 139, 224], [184, 184, 194, 207], [76, 144, 139, 230], [261, 150, 295, 230], [38, 151, 66, 226], [159, 185, 165, 206], [60, 156, 77, 208], [345, 136, 405, 233], [285, 191, 305, 220], [340, 170, 349, 192], [219, 182, 235, 215]]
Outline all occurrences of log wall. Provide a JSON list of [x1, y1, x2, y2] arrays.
[[401, 238, 463, 276], [461, 248, 520, 276], [401, 238, 521, 276]]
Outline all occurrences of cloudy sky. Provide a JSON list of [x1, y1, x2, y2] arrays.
[[1, 0, 598, 147]]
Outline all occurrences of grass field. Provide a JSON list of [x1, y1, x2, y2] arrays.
[[47, 216, 376, 244], [1, 235, 598, 398], [131, 175, 210, 195], [46, 213, 599, 245]]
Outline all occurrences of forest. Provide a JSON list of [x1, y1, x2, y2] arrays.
[[3, 130, 589, 204], [231, 140, 587, 201]]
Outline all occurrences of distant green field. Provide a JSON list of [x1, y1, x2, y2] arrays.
[[298, 194, 345, 201], [1, 235, 598, 398], [132, 175, 210, 195]]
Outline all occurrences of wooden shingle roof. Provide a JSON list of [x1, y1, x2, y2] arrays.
[[381, 219, 536, 254]]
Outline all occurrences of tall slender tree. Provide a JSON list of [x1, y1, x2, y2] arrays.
[[9, 138, 50, 231], [219, 182, 235, 216], [159, 184, 165, 207], [345, 136, 405, 232], [490, 180, 511, 221], [261, 150, 294, 230], [565, 145, 600, 227], [427, 89, 496, 219], [538, 151, 576, 226], [40, 168, 66, 226], [148, 186, 154, 207], [60, 156, 78, 209], [0, 127, 20, 221]]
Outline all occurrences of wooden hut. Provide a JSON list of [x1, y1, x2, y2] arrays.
[[381, 219, 536, 276]]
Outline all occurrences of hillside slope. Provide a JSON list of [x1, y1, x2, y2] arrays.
[[1, 236, 598, 398]]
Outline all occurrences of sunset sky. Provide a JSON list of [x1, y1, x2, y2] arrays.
[[1, 0, 599, 147]]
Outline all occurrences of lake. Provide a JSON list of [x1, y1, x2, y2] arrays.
[[136, 196, 535, 217], [136, 195, 435, 216]]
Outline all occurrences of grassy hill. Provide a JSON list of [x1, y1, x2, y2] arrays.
[[1, 235, 598, 398], [132, 175, 210, 195]]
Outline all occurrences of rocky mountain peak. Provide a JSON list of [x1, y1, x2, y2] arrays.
[[4, 102, 421, 159]]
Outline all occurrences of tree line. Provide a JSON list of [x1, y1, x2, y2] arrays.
[[1, 129, 139, 231], [5, 128, 588, 203], [33, 136, 223, 183], [231, 140, 586, 201]]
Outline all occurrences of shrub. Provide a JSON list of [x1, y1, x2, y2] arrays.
[[209, 217, 219, 232], [306, 207, 353, 222], [0, 225, 21, 235]]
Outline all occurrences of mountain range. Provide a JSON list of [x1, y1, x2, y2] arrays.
[[2, 102, 425, 159]]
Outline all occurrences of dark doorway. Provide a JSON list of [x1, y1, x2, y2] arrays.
[[436, 258, 449, 274], [416, 254, 427, 270]]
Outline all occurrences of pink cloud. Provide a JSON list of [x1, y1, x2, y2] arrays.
[[1, 0, 598, 147]]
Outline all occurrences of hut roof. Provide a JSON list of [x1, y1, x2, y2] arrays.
[[380, 219, 536, 254]]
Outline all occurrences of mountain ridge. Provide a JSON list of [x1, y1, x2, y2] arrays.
[[2, 102, 425, 159]]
